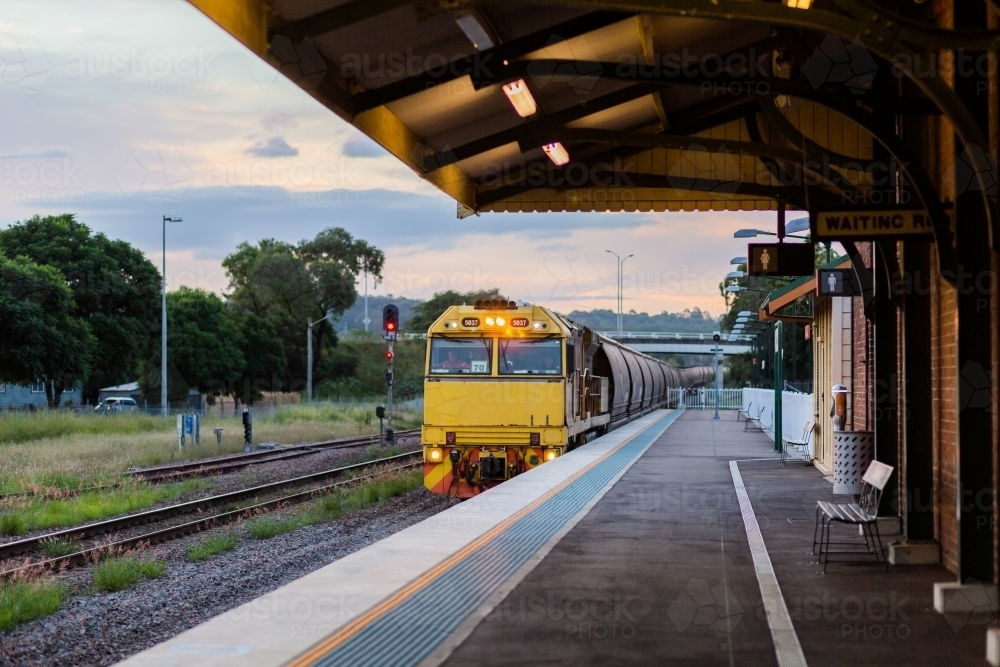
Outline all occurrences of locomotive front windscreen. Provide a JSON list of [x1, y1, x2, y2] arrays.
[[429, 337, 493, 374], [498, 338, 562, 375]]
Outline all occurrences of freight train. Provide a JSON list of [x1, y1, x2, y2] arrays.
[[421, 302, 714, 498]]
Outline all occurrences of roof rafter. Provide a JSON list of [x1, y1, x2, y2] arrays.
[[354, 10, 631, 113]]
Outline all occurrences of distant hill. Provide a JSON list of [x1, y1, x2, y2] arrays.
[[335, 296, 719, 336], [563, 308, 720, 333]]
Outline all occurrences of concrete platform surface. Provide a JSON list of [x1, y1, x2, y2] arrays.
[[116, 410, 680, 667], [444, 411, 986, 667]]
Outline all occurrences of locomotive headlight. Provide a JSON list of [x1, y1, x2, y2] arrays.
[[485, 316, 496, 326], [496, 316, 506, 327], [544, 449, 559, 461], [426, 447, 443, 463]]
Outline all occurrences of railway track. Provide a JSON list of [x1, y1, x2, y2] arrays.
[[127, 429, 420, 482], [0, 430, 421, 501], [0, 451, 422, 569]]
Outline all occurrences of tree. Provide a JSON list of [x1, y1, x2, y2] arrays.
[[405, 288, 504, 333], [222, 228, 385, 391], [231, 313, 287, 406], [0, 256, 93, 405], [148, 287, 245, 404], [0, 214, 160, 403]]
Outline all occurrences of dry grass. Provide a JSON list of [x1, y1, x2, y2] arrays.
[[0, 403, 421, 494]]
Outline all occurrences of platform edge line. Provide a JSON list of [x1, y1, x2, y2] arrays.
[[287, 409, 681, 667], [729, 460, 808, 667], [414, 408, 683, 667]]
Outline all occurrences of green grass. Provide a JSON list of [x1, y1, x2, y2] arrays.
[[1, 480, 206, 535], [185, 531, 239, 562], [0, 412, 166, 444], [38, 537, 80, 558], [0, 514, 27, 536], [246, 516, 299, 540], [0, 580, 65, 632], [92, 556, 166, 592], [244, 469, 423, 540]]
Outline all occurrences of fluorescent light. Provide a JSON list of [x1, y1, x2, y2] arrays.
[[542, 142, 570, 166], [785, 217, 810, 233], [734, 229, 758, 238], [502, 79, 537, 117], [455, 14, 494, 50], [730, 256, 747, 265], [785, 0, 812, 8]]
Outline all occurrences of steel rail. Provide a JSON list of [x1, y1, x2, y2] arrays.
[[0, 460, 422, 580], [0, 451, 421, 560], [128, 429, 421, 482]]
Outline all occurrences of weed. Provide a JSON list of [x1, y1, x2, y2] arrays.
[[0, 580, 64, 631], [93, 556, 166, 592], [9, 480, 204, 533], [38, 538, 80, 559], [0, 514, 27, 536], [247, 516, 298, 540], [185, 531, 239, 562]]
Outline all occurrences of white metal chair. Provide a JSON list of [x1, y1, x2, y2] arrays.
[[813, 460, 894, 573], [780, 421, 815, 465], [737, 401, 752, 422]]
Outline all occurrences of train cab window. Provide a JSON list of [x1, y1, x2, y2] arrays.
[[498, 338, 562, 375], [429, 337, 492, 374]]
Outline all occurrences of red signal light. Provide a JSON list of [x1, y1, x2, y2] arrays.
[[386, 351, 394, 360], [387, 322, 395, 331]]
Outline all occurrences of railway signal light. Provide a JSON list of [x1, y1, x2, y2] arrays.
[[382, 304, 399, 334], [386, 350, 394, 360]]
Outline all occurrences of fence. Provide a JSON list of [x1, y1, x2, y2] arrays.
[[667, 387, 743, 410], [741, 388, 816, 454]]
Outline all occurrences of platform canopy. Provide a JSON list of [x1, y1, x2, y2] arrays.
[[187, 0, 980, 228]]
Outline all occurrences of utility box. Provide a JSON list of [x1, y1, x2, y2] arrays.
[[176, 414, 200, 449]]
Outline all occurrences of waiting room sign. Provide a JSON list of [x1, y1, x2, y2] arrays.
[[810, 208, 939, 240]]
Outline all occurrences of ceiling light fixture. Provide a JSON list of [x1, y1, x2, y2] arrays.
[[542, 142, 570, 166], [455, 14, 494, 50], [502, 79, 537, 117]]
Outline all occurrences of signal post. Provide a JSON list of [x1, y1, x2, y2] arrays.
[[382, 304, 399, 443]]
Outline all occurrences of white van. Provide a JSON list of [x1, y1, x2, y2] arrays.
[[95, 397, 138, 413]]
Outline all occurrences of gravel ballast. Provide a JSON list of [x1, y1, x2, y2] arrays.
[[0, 489, 456, 667]]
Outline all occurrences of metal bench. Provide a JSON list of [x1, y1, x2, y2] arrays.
[[780, 420, 815, 465], [743, 403, 768, 432], [813, 460, 894, 573], [737, 401, 752, 422]]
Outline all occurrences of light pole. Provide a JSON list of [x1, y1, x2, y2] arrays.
[[605, 250, 633, 334], [712, 332, 722, 419], [161, 215, 182, 418], [362, 270, 370, 332], [307, 309, 335, 403]]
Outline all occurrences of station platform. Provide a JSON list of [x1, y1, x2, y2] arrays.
[[119, 409, 986, 667]]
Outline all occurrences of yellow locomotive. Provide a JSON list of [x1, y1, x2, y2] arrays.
[[421, 301, 712, 498]]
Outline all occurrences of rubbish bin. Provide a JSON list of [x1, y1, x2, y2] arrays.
[[833, 431, 874, 494]]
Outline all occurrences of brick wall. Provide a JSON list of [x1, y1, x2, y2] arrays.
[[931, 251, 959, 573], [851, 243, 874, 431]]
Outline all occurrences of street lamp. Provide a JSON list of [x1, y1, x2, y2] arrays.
[[730, 256, 748, 265], [307, 308, 336, 403], [605, 250, 634, 334], [726, 271, 745, 279], [734, 228, 810, 240], [161, 215, 182, 418]]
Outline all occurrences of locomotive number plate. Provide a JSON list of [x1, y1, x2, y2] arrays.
[[511, 317, 530, 328], [462, 317, 480, 327]]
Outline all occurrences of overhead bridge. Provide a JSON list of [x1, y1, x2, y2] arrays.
[[600, 332, 751, 356]]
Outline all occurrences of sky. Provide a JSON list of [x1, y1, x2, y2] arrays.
[[0, 0, 778, 318]]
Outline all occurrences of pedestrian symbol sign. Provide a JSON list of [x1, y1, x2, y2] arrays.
[[747, 243, 815, 277], [817, 268, 861, 297]]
